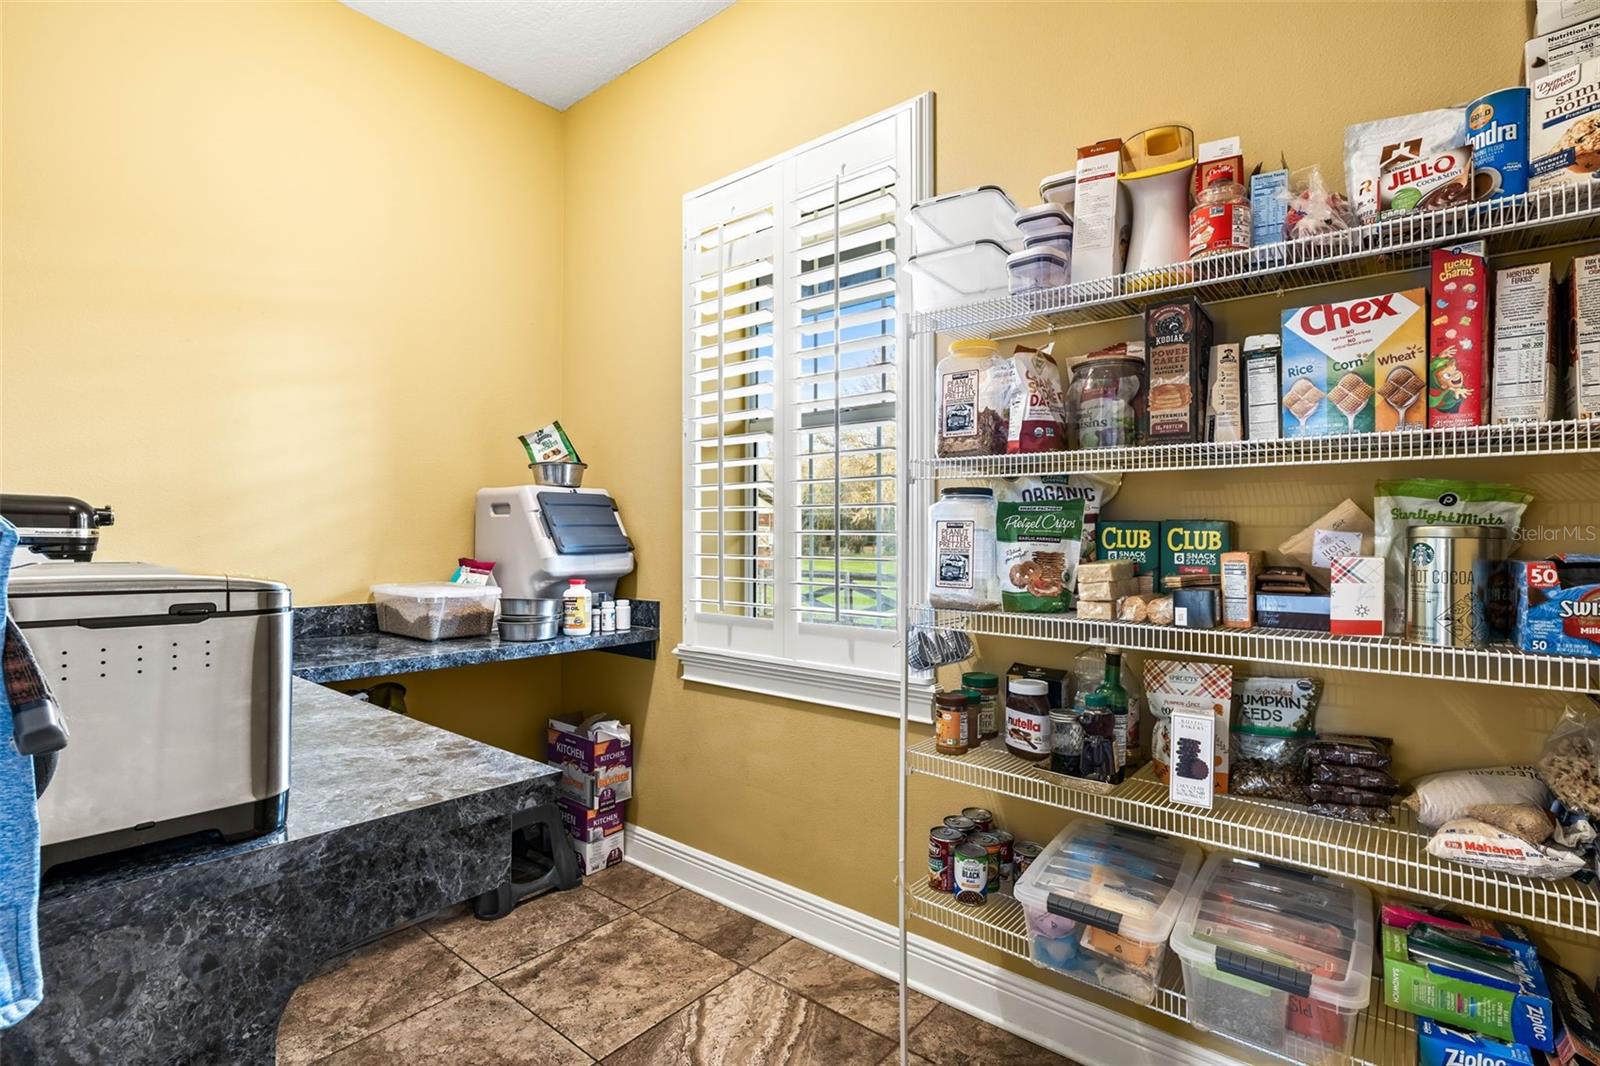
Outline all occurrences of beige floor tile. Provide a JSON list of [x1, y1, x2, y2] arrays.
[[750, 939, 936, 1040], [638, 889, 791, 966], [909, 1003, 1079, 1066], [878, 1053, 935, 1066], [584, 862, 678, 909], [602, 969, 893, 1066], [323, 981, 592, 1065], [275, 927, 479, 1065], [424, 888, 629, 976], [497, 913, 738, 1059]]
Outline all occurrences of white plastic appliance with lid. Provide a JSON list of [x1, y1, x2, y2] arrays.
[[1012, 821, 1202, 1005], [1006, 247, 1069, 295], [908, 185, 1023, 254], [371, 582, 502, 641], [475, 485, 635, 599], [1013, 202, 1073, 237], [1168, 853, 1374, 1065]]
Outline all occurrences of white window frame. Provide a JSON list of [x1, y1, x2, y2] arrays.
[[675, 93, 934, 719]]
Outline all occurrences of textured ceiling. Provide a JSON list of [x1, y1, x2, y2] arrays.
[[342, 0, 733, 111]]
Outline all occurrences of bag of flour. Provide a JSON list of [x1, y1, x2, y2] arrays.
[[1373, 478, 1533, 634]]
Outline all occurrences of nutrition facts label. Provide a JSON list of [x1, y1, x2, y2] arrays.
[[1492, 264, 1554, 420]]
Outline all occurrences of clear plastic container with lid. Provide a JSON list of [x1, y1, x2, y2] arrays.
[[928, 487, 998, 610], [371, 582, 501, 641], [1006, 247, 1069, 295], [1168, 853, 1374, 1064], [1012, 821, 1202, 1005]]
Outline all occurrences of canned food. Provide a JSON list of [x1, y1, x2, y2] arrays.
[[943, 815, 977, 836], [953, 842, 988, 905], [1405, 525, 1512, 647], [1013, 840, 1043, 878], [990, 829, 1016, 884], [969, 831, 1003, 897], [928, 826, 966, 893], [961, 807, 995, 833]]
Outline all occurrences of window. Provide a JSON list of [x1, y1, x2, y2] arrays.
[[676, 95, 932, 717]]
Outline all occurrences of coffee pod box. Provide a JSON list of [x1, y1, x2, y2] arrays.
[[1281, 289, 1427, 436], [1492, 263, 1559, 423], [1569, 252, 1600, 419]]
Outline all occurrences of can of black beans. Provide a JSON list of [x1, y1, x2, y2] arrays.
[[953, 842, 988, 905]]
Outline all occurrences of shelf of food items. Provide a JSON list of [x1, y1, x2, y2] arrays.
[[905, 37, 1600, 342], [916, 651, 1600, 938], [915, 804, 1599, 1066], [907, 842, 1416, 1066]]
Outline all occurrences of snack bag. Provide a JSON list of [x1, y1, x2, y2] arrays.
[[997, 498, 1084, 613], [1005, 344, 1067, 454], [998, 473, 1121, 561], [519, 421, 581, 464]]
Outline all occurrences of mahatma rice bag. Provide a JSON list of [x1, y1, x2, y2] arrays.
[[1373, 478, 1533, 634], [999, 473, 1121, 561]]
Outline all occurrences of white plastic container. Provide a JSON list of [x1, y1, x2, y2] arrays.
[[1006, 247, 1069, 294], [371, 582, 501, 641], [909, 185, 1023, 254], [1014, 202, 1073, 237], [562, 578, 593, 636], [1039, 170, 1077, 213], [1023, 225, 1073, 260], [928, 486, 999, 610], [1168, 854, 1373, 1065], [1013, 821, 1201, 1005], [907, 240, 1012, 312]]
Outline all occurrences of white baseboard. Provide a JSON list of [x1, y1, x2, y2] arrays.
[[625, 825, 1243, 1066]]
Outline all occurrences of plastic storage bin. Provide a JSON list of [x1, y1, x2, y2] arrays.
[[1006, 247, 1069, 295], [1023, 225, 1073, 260], [372, 582, 501, 640], [908, 185, 1023, 254], [907, 240, 1012, 312], [1169, 854, 1373, 1064], [1014, 202, 1073, 237], [1012, 822, 1202, 1005]]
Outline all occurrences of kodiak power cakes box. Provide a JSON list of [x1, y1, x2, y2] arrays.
[[1145, 298, 1214, 444], [1281, 289, 1427, 435], [1160, 520, 1234, 583]]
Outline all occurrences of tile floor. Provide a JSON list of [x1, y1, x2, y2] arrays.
[[276, 862, 1079, 1065]]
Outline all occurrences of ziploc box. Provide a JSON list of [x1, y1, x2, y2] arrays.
[[1416, 1019, 1536, 1066], [1382, 922, 1557, 1052], [1281, 289, 1427, 436], [1515, 556, 1600, 657], [1097, 520, 1160, 586], [548, 715, 633, 806]]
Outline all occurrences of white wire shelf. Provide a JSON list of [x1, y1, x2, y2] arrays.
[[914, 419, 1600, 479], [909, 184, 1600, 340], [908, 736, 1600, 938], [907, 879, 1415, 1066], [914, 606, 1600, 694]]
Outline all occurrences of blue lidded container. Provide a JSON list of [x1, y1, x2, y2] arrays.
[[1467, 87, 1528, 201]]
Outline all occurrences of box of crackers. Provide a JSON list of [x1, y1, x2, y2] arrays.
[[1281, 289, 1427, 436]]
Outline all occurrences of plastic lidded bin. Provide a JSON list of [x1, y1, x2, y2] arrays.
[[1012, 821, 1201, 1005], [1014, 202, 1073, 237], [907, 240, 1012, 312], [371, 582, 501, 641], [909, 185, 1023, 254], [1168, 853, 1373, 1065], [1023, 225, 1073, 260], [1006, 247, 1069, 295]]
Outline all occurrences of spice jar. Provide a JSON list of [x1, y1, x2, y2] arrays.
[[1188, 181, 1251, 259], [935, 339, 1008, 457], [928, 487, 999, 610], [962, 671, 1000, 739], [1066, 344, 1145, 449], [934, 691, 976, 755], [1005, 677, 1051, 762]]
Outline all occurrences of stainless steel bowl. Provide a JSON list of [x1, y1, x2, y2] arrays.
[[531, 461, 587, 488], [501, 597, 562, 619], [499, 617, 560, 642]]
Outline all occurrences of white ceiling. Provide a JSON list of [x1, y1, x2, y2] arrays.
[[342, 0, 733, 111]]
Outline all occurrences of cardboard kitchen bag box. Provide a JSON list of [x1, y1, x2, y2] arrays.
[[1281, 290, 1427, 436], [548, 715, 633, 806]]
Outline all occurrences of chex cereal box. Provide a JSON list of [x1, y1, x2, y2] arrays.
[[1281, 289, 1427, 436], [1515, 556, 1600, 657]]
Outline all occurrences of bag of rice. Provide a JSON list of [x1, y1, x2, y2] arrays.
[[997, 498, 1084, 613], [1000, 473, 1121, 561], [1427, 818, 1586, 879], [1373, 478, 1533, 634], [1405, 766, 1551, 828]]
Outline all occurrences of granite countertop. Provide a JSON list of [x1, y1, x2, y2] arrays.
[[292, 601, 660, 683], [42, 678, 558, 899]]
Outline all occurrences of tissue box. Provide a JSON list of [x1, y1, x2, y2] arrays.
[[1382, 924, 1556, 1052], [1330, 556, 1385, 636], [1416, 1019, 1535, 1066], [548, 716, 634, 806]]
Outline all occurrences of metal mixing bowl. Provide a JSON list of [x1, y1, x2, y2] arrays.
[[500, 597, 562, 619], [499, 617, 561, 642], [531, 461, 587, 488]]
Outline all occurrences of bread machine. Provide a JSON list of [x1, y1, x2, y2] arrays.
[[8, 561, 292, 870], [474, 486, 634, 599]]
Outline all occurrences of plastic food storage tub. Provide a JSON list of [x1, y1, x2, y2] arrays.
[[1169, 854, 1374, 1064], [372, 583, 501, 641], [1013, 202, 1073, 237], [1012, 822, 1202, 1005], [1006, 247, 1069, 295], [908, 185, 1023, 254]]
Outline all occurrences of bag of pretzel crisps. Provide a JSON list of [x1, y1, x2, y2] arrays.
[[997, 497, 1084, 613]]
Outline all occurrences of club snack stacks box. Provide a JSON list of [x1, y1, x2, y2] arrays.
[[1429, 248, 1491, 428], [1493, 263, 1560, 423], [1145, 299, 1214, 445], [1282, 290, 1426, 436], [1160, 519, 1233, 586], [1098, 520, 1160, 589], [1569, 252, 1600, 419], [1515, 555, 1600, 657], [1527, 18, 1600, 191]]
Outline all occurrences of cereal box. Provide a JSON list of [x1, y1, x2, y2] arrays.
[[1527, 19, 1600, 191], [1569, 252, 1600, 419], [1144, 298, 1214, 444], [1428, 248, 1490, 428], [1492, 263, 1559, 423], [1281, 289, 1427, 436]]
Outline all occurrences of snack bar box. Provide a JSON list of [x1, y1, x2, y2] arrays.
[[1169, 854, 1374, 1066], [1013, 821, 1201, 1006]]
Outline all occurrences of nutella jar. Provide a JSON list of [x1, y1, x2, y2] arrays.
[[1005, 678, 1052, 762], [934, 692, 976, 755]]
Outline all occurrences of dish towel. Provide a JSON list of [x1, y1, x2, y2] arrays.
[[0, 517, 44, 1029]]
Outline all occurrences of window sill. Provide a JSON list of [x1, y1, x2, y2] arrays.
[[673, 644, 934, 722]]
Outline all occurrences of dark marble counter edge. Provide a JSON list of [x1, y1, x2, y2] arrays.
[[292, 625, 660, 683]]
